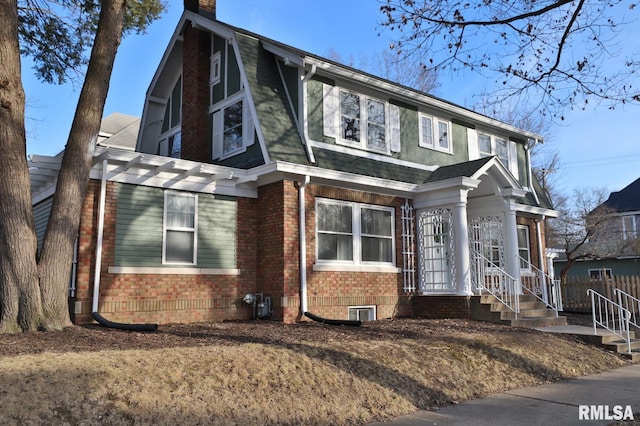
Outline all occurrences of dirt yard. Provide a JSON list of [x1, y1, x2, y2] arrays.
[[0, 313, 629, 425]]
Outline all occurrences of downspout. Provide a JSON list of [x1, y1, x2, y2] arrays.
[[536, 216, 549, 304], [298, 175, 360, 326], [525, 141, 540, 205], [91, 157, 157, 332], [301, 64, 317, 163], [299, 175, 310, 314]]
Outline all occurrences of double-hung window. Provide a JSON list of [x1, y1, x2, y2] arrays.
[[339, 90, 388, 153], [211, 93, 255, 159], [478, 132, 509, 166], [316, 199, 394, 265], [419, 113, 451, 153], [163, 191, 197, 265]]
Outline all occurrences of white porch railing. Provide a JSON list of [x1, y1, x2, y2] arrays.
[[588, 289, 632, 354], [615, 288, 640, 331], [472, 251, 520, 318], [520, 257, 563, 316]]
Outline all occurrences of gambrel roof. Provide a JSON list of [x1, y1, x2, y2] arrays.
[[134, 10, 555, 215]]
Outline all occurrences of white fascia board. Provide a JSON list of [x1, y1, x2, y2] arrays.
[[250, 161, 416, 197], [514, 203, 560, 218], [262, 41, 305, 67], [414, 176, 480, 194], [32, 184, 57, 205], [472, 157, 523, 190], [304, 56, 544, 141]]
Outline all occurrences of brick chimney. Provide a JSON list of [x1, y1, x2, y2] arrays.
[[184, 0, 216, 18], [181, 0, 215, 162]]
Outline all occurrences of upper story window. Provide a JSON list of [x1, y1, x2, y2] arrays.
[[316, 199, 395, 265], [157, 76, 182, 159], [163, 191, 197, 265], [622, 214, 640, 239], [211, 92, 255, 160], [478, 132, 509, 166], [210, 52, 221, 86], [419, 113, 452, 154], [339, 89, 388, 153], [323, 84, 400, 155]]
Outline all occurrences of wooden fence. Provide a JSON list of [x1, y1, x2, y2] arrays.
[[561, 275, 640, 312]]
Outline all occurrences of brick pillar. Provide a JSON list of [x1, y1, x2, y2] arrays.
[[181, 23, 211, 162]]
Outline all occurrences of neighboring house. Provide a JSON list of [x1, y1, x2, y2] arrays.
[[553, 177, 640, 279], [29, 1, 558, 325], [97, 112, 140, 151]]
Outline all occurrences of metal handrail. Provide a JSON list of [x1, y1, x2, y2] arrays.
[[588, 289, 632, 354], [614, 288, 640, 330], [519, 256, 563, 316], [472, 251, 520, 317]]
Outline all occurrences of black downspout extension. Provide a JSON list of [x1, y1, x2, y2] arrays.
[[92, 312, 158, 332], [304, 311, 361, 327]]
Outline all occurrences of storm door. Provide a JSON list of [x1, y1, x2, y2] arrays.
[[417, 209, 455, 292]]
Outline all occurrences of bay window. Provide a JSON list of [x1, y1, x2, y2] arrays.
[[316, 199, 395, 265]]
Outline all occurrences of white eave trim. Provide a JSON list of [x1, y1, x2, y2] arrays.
[[262, 41, 305, 67]]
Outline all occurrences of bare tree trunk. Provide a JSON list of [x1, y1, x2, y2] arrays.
[[37, 0, 127, 330], [0, 0, 43, 332]]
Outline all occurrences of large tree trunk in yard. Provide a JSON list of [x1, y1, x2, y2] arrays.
[[37, 0, 127, 330], [0, 0, 43, 332]]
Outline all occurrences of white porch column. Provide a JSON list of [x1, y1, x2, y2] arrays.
[[452, 202, 472, 295], [503, 208, 522, 294]]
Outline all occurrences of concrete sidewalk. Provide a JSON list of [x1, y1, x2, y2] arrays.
[[370, 364, 640, 425]]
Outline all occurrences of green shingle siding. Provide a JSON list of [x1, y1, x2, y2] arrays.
[[114, 183, 237, 268], [235, 33, 308, 164]]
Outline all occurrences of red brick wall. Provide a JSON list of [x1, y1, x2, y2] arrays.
[[411, 296, 472, 319], [300, 185, 412, 322], [181, 25, 211, 163], [73, 180, 259, 325]]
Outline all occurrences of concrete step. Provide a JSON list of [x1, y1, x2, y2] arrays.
[[501, 309, 557, 320], [603, 338, 640, 353], [600, 330, 637, 343], [490, 301, 547, 311], [480, 294, 539, 304], [508, 316, 568, 328]]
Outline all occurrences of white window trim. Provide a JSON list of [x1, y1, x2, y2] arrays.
[[162, 191, 198, 266], [622, 215, 638, 240], [418, 112, 452, 154], [323, 84, 399, 156], [210, 51, 221, 86], [337, 89, 390, 155], [589, 268, 612, 280], [157, 126, 182, 157], [348, 305, 377, 321], [315, 198, 396, 267], [517, 225, 531, 271], [210, 91, 255, 160]]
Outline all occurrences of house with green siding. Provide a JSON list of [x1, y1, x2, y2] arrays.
[[29, 0, 563, 326]]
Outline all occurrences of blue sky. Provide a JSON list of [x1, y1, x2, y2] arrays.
[[22, 0, 640, 197]]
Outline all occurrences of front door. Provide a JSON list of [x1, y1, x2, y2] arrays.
[[417, 209, 454, 293], [468, 216, 507, 293]]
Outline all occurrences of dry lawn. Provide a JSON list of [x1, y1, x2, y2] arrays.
[[0, 316, 629, 425]]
